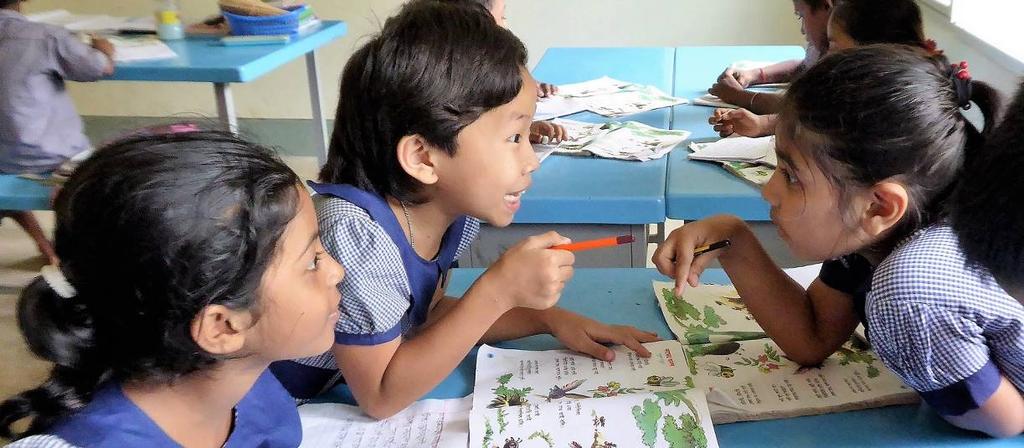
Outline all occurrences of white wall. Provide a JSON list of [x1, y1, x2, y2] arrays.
[[21, 0, 805, 119]]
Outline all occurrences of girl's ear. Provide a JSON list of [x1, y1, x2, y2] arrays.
[[190, 304, 253, 356], [860, 181, 909, 238], [395, 134, 440, 186]]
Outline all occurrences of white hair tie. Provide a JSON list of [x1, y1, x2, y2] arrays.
[[41, 265, 77, 299]]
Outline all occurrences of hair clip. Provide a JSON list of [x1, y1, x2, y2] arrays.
[[41, 265, 77, 299], [950, 61, 972, 110], [923, 38, 944, 57]]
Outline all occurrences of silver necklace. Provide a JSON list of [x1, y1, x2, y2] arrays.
[[399, 200, 415, 249]]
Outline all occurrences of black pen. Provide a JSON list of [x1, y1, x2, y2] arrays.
[[693, 240, 730, 257]]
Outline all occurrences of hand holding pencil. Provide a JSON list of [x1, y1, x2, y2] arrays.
[[651, 215, 741, 295]]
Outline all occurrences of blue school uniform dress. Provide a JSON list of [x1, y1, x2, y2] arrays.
[[819, 225, 1024, 416], [7, 370, 301, 448], [269, 182, 479, 400], [0, 10, 107, 174]]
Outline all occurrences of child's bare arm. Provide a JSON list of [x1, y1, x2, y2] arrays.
[[335, 232, 573, 419], [653, 215, 859, 365], [944, 376, 1024, 438]]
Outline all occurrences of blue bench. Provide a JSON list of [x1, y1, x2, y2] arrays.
[[0, 175, 53, 211]]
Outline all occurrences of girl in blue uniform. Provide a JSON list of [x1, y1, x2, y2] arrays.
[[655, 45, 1022, 437], [0, 131, 345, 447]]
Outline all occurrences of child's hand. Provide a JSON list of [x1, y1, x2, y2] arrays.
[[708, 73, 747, 107], [537, 82, 558, 98], [652, 215, 743, 295], [719, 67, 758, 88], [543, 308, 660, 362], [90, 36, 115, 59], [486, 231, 575, 311], [530, 121, 567, 144], [709, 108, 768, 138]]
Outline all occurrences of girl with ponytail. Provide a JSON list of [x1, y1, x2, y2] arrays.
[[1, 131, 345, 446], [655, 45, 1023, 437]]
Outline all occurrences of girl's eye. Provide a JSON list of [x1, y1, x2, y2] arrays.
[[507, 134, 522, 144], [307, 252, 323, 271]]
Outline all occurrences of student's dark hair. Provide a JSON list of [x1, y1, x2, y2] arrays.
[[778, 44, 1000, 251], [318, 0, 528, 204], [437, 0, 495, 9], [799, 0, 832, 12], [0, 131, 301, 439], [952, 80, 1024, 289], [832, 0, 926, 48], [0, 0, 19, 9]]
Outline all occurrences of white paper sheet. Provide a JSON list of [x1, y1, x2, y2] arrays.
[[688, 136, 777, 167], [298, 396, 472, 448]]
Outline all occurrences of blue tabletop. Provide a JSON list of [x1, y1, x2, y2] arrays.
[[0, 175, 52, 211], [667, 46, 805, 221], [532, 47, 674, 129], [427, 268, 1022, 447], [108, 21, 347, 83], [514, 47, 677, 224]]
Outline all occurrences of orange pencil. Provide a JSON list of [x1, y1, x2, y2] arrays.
[[551, 235, 635, 252]]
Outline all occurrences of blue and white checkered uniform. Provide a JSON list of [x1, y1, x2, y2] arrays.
[[270, 184, 479, 399], [865, 225, 1024, 416]]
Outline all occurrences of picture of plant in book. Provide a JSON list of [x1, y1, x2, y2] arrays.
[[536, 379, 589, 401], [734, 343, 785, 374], [482, 418, 495, 448], [645, 375, 681, 387], [662, 413, 708, 448], [489, 373, 533, 408], [703, 362, 736, 378], [496, 407, 509, 433], [528, 431, 555, 448], [588, 381, 644, 398], [660, 288, 765, 344], [683, 341, 741, 375], [714, 293, 751, 316], [835, 346, 881, 378], [631, 398, 662, 448]]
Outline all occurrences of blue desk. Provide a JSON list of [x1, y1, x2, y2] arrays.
[[464, 48, 676, 268], [667, 46, 805, 222], [0, 175, 51, 211], [108, 21, 348, 164], [414, 268, 1021, 447]]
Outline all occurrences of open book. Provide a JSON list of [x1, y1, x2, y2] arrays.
[[535, 77, 688, 120], [688, 136, 777, 186], [471, 342, 719, 448], [534, 119, 691, 162], [652, 281, 918, 423]]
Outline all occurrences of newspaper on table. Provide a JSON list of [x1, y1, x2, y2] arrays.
[[471, 341, 719, 448], [536, 76, 688, 120], [534, 119, 691, 162]]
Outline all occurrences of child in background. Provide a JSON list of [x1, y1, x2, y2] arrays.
[[655, 45, 1022, 437], [708, 0, 833, 115], [0, 132, 346, 446], [712, 0, 932, 138], [0, 0, 115, 265], [270, 0, 658, 419], [952, 80, 1024, 305]]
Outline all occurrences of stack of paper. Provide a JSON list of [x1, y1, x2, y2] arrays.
[[688, 136, 777, 185], [652, 280, 918, 424], [27, 9, 155, 33], [470, 342, 720, 448], [107, 36, 177, 62], [535, 76, 688, 120], [535, 119, 691, 162]]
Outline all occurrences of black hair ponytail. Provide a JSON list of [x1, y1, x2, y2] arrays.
[[0, 131, 301, 439]]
